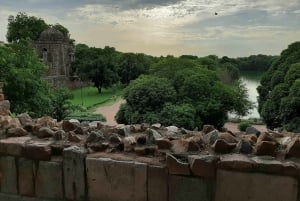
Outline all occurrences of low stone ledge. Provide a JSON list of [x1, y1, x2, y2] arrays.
[[86, 158, 147, 201], [217, 154, 255, 172], [166, 154, 190, 175], [63, 146, 87, 201], [18, 158, 35, 197], [188, 155, 219, 178], [0, 156, 18, 194], [35, 161, 64, 200], [23, 141, 52, 161], [215, 170, 298, 201], [0, 137, 31, 157], [169, 175, 215, 201], [148, 165, 168, 201]]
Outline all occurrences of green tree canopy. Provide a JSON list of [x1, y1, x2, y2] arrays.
[[258, 41, 300, 131], [0, 41, 52, 117], [73, 44, 120, 93], [117, 57, 252, 129], [6, 12, 49, 42]]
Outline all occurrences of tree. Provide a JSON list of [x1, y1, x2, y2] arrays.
[[117, 53, 153, 85], [6, 12, 49, 42], [0, 40, 75, 119], [51, 23, 70, 38], [115, 75, 177, 125], [258, 41, 300, 131], [117, 58, 252, 129], [0, 41, 53, 117], [74, 45, 120, 93], [50, 89, 74, 121]]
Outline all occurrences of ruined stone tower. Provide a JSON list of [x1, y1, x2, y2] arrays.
[[34, 28, 74, 87]]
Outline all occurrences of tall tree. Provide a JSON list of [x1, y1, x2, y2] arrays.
[[74, 45, 120, 93], [258, 41, 300, 131], [6, 12, 49, 42]]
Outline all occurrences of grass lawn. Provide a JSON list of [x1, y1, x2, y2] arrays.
[[66, 85, 124, 122], [70, 85, 124, 110]]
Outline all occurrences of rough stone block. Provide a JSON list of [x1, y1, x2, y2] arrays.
[[0, 156, 18, 194], [215, 170, 298, 201], [169, 175, 215, 201], [23, 141, 52, 161], [18, 158, 35, 197], [217, 154, 255, 172], [0, 100, 10, 110], [188, 155, 219, 178], [63, 146, 87, 201], [148, 165, 168, 201], [166, 154, 190, 175], [86, 158, 147, 201], [0, 137, 31, 157], [0, 94, 4, 101], [35, 161, 63, 199]]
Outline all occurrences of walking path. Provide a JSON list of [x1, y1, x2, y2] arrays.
[[94, 99, 125, 125]]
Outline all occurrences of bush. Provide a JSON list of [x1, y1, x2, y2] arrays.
[[238, 121, 252, 132]]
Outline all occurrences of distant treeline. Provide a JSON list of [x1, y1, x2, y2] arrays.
[[180, 54, 278, 72]]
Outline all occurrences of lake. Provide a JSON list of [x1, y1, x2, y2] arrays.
[[240, 72, 262, 119]]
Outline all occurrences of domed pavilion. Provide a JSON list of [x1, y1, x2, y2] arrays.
[[34, 27, 74, 87]]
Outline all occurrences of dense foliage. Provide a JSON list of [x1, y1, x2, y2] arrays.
[[116, 57, 252, 129], [7, 12, 72, 43], [73, 44, 156, 92], [257, 42, 300, 131], [7, 12, 49, 42], [0, 41, 74, 119]]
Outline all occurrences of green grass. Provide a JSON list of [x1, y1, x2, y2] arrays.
[[66, 85, 124, 122], [70, 85, 124, 110], [65, 111, 106, 122]]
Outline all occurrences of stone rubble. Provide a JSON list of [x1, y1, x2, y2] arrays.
[[2, 82, 300, 180]]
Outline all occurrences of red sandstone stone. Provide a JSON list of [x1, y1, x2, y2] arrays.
[[0, 94, 4, 101], [252, 156, 283, 174], [286, 138, 300, 158], [23, 141, 52, 160], [212, 139, 236, 153], [156, 138, 172, 149], [68, 132, 82, 143], [7, 127, 28, 137], [218, 132, 238, 143], [36, 116, 57, 128], [166, 154, 190, 175], [202, 125, 215, 134], [0, 137, 31, 156], [37, 127, 55, 138], [218, 154, 255, 172], [188, 155, 219, 178], [256, 141, 278, 156]]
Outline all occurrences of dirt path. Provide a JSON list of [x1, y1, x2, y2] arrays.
[[224, 122, 267, 133], [94, 99, 125, 125]]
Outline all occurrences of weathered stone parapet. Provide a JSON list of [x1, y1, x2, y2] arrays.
[[86, 157, 147, 201], [63, 146, 87, 201], [215, 170, 298, 201]]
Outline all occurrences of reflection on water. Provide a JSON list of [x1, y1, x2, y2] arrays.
[[241, 76, 260, 119], [240, 72, 262, 119]]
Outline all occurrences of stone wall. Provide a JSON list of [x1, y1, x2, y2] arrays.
[[0, 150, 299, 201], [1, 82, 300, 201]]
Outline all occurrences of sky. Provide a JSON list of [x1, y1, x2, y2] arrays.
[[0, 0, 300, 57]]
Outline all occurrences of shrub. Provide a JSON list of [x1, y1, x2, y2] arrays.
[[238, 121, 252, 132]]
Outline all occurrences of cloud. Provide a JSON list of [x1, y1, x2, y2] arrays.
[[0, 0, 299, 56]]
